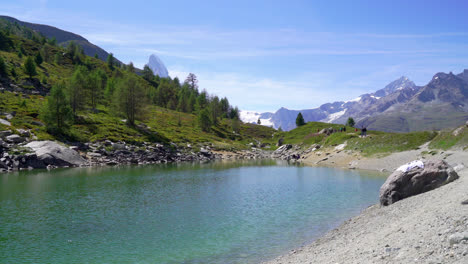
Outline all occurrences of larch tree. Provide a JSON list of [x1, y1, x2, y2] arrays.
[[41, 81, 73, 132], [184, 73, 199, 91], [114, 75, 147, 126], [23, 56, 37, 79]]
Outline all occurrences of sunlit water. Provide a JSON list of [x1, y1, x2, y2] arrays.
[[0, 160, 386, 263]]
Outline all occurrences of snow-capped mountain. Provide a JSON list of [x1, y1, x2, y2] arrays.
[[147, 54, 169, 78], [241, 71, 468, 132], [239, 111, 275, 127]]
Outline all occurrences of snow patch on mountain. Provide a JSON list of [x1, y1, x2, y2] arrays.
[[321, 109, 347, 123], [240, 110, 274, 127], [346, 97, 362, 103]]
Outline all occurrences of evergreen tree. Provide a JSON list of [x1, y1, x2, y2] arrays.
[[107, 53, 115, 70], [94, 53, 99, 59], [346, 117, 355, 127], [220, 97, 230, 118], [23, 56, 37, 79], [48, 37, 57, 46], [41, 82, 73, 132], [127, 62, 135, 73], [229, 106, 239, 119], [114, 75, 147, 126], [198, 108, 212, 132], [142, 65, 154, 82], [0, 56, 7, 77], [104, 77, 116, 103], [209, 96, 220, 125], [196, 90, 208, 111], [184, 73, 198, 91], [296, 112, 305, 127], [0, 31, 13, 51], [40, 46, 50, 63], [54, 53, 62, 65], [67, 66, 88, 115], [231, 117, 240, 133], [35, 52, 43, 66], [187, 92, 196, 113], [87, 69, 106, 110]]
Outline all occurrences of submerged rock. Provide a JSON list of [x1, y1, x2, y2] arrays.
[[379, 160, 459, 206]]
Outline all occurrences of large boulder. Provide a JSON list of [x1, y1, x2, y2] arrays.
[[380, 160, 459, 206], [25, 141, 86, 167]]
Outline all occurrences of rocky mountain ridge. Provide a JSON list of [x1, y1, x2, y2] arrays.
[[242, 71, 468, 132]]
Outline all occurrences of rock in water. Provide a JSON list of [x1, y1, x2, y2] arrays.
[[147, 54, 169, 78], [25, 141, 86, 167], [379, 160, 459, 206]]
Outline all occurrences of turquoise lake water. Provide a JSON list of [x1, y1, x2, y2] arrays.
[[0, 160, 386, 263]]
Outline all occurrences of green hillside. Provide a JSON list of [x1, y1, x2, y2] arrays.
[[0, 15, 118, 63], [0, 19, 276, 150], [275, 121, 468, 156]]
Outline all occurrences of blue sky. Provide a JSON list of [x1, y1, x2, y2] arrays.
[[2, 0, 468, 112]]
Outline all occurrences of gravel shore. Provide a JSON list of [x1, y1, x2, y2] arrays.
[[265, 146, 468, 264]]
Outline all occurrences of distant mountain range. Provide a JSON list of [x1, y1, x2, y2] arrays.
[[0, 15, 121, 64], [241, 70, 468, 132]]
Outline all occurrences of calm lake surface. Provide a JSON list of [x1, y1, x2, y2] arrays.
[[0, 160, 386, 264]]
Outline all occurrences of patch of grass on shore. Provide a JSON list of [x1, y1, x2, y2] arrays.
[[280, 122, 351, 146], [429, 127, 468, 150], [346, 131, 437, 156]]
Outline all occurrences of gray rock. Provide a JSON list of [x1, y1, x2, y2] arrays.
[[0, 119, 11, 126], [6, 134, 25, 143], [17, 129, 30, 137], [379, 160, 459, 206], [31, 120, 45, 127], [25, 141, 86, 167], [276, 138, 284, 147], [448, 232, 468, 245], [0, 130, 12, 138]]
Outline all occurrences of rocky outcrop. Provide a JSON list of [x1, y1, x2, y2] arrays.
[[25, 141, 86, 167], [379, 160, 459, 206]]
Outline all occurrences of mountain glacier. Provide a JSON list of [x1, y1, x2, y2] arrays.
[[147, 54, 169, 78]]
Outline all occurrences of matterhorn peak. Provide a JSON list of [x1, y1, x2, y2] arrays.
[[147, 54, 169, 78]]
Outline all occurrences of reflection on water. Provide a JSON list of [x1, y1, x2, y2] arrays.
[[0, 160, 386, 264]]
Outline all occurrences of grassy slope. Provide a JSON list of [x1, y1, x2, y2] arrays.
[[0, 90, 276, 150], [276, 122, 458, 156], [0, 30, 276, 150]]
